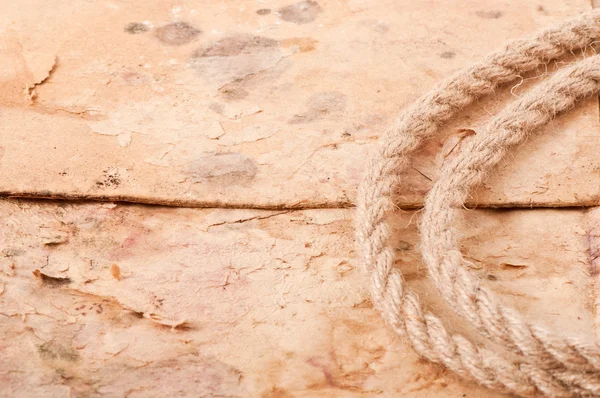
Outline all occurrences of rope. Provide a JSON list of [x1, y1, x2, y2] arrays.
[[356, 9, 600, 397]]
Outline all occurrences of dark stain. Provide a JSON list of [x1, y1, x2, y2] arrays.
[[537, 5, 548, 14], [289, 91, 347, 124], [278, 1, 323, 24], [155, 22, 201, 46], [440, 51, 455, 59], [475, 10, 503, 19], [194, 35, 278, 58], [487, 274, 498, 281], [33, 269, 72, 287], [95, 168, 122, 188], [257, 8, 271, 15], [187, 153, 258, 184], [38, 341, 80, 362], [124, 22, 149, 34]]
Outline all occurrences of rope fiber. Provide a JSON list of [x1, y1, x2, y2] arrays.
[[356, 9, 600, 397]]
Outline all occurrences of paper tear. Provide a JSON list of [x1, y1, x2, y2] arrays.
[[24, 53, 58, 102]]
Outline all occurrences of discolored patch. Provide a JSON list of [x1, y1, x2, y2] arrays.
[[278, 1, 323, 24], [187, 153, 258, 184], [124, 22, 149, 34], [289, 91, 347, 124], [475, 10, 503, 19], [190, 35, 283, 86], [195, 35, 278, 58], [374, 23, 389, 34], [155, 22, 201, 46], [257, 8, 271, 15], [440, 51, 455, 59], [120, 71, 150, 86], [219, 86, 249, 101], [38, 341, 79, 362], [280, 37, 317, 53]]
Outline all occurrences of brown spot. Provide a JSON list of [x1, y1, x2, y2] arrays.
[[195, 35, 278, 58], [95, 167, 122, 188], [289, 91, 347, 124], [476, 10, 503, 19], [487, 274, 498, 281], [33, 269, 71, 287], [187, 153, 258, 184], [124, 22, 149, 34], [257, 8, 271, 15], [280, 37, 317, 53], [110, 264, 122, 280], [440, 51, 455, 59], [155, 22, 200, 46], [278, 1, 323, 24]]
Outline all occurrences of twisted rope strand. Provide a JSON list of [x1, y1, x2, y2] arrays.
[[356, 9, 600, 397], [419, 54, 600, 393]]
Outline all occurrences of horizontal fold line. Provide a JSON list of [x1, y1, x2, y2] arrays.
[[1, 191, 598, 211]]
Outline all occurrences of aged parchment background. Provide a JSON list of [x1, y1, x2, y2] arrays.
[[1, 1, 599, 397]]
